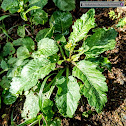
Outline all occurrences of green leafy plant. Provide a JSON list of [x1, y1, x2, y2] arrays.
[[116, 17, 126, 27], [1, 0, 76, 24], [108, 10, 126, 28], [0, 9, 117, 125], [1, 0, 41, 21], [53, 0, 75, 11], [108, 10, 120, 20], [0, 22, 14, 41]]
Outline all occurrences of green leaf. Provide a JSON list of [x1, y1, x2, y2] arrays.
[[36, 28, 53, 42], [17, 59, 30, 67], [72, 60, 108, 112], [20, 12, 28, 21], [48, 54, 59, 63], [22, 91, 40, 119], [13, 37, 35, 52], [35, 38, 59, 57], [3, 91, 17, 105], [1, 60, 8, 70], [54, 34, 66, 43], [39, 74, 54, 107], [8, 57, 17, 65], [1, 0, 18, 11], [13, 38, 24, 46], [9, 77, 22, 94], [83, 28, 118, 58], [17, 117, 37, 126], [38, 75, 55, 124], [43, 69, 65, 93], [66, 9, 95, 49], [116, 17, 126, 27], [50, 118, 61, 126], [9, 7, 19, 14], [20, 37, 34, 52], [0, 76, 11, 89], [87, 57, 112, 71], [17, 26, 25, 38], [32, 10, 48, 25], [53, 0, 75, 11], [41, 99, 54, 121], [17, 46, 30, 59], [29, 0, 48, 9], [17, 114, 43, 126], [7, 65, 22, 77], [49, 11, 72, 35], [7, 59, 29, 77], [10, 58, 56, 94], [20, 6, 40, 21], [55, 76, 81, 118], [3, 42, 15, 56], [0, 15, 9, 21], [26, 6, 40, 14]]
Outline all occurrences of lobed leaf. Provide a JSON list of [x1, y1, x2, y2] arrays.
[[83, 28, 118, 58], [55, 76, 81, 118], [10, 58, 55, 94], [66, 9, 95, 49], [72, 60, 108, 112]]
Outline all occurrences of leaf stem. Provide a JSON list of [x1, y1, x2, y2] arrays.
[[43, 69, 65, 92], [1, 27, 14, 41], [42, 114, 48, 126], [71, 61, 77, 67], [69, 45, 76, 59], [66, 65, 69, 84], [0, 69, 8, 75], [57, 43, 66, 60], [44, 26, 53, 38], [4, 31, 14, 41]]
